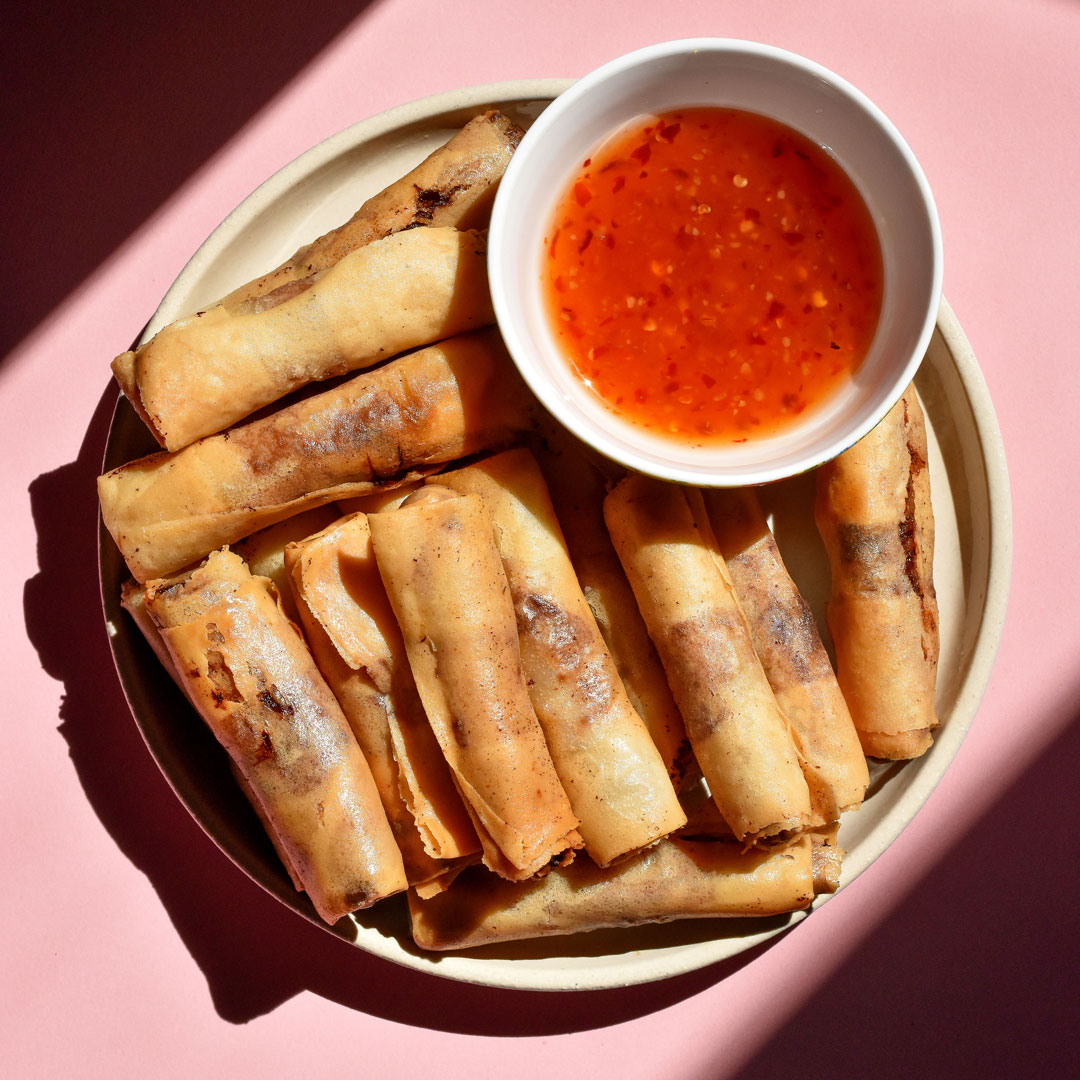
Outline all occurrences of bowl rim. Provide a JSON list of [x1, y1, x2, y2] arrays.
[[488, 38, 944, 487]]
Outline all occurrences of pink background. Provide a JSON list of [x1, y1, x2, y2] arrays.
[[4, 1, 1077, 1075]]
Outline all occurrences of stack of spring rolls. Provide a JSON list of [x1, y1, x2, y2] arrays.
[[99, 111, 940, 951]]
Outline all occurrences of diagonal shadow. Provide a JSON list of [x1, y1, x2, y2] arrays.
[[2, 0, 375, 363], [726, 693, 1080, 1080], [25, 384, 771, 1030]]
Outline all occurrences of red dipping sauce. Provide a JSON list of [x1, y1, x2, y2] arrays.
[[542, 107, 883, 445]]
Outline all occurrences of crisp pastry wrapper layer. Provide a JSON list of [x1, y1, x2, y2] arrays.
[[409, 835, 813, 951], [114, 227, 493, 450], [703, 488, 869, 820], [604, 475, 814, 844], [285, 512, 479, 878], [99, 329, 534, 583], [815, 386, 939, 759], [143, 549, 407, 923], [435, 449, 686, 866], [217, 110, 522, 313], [368, 487, 581, 880]]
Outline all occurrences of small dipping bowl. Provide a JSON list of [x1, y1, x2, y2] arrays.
[[488, 39, 942, 486]]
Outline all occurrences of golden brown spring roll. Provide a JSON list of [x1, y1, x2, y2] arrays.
[[368, 487, 582, 881], [703, 488, 869, 820], [815, 387, 939, 759], [409, 835, 813, 951], [535, 433, 691, 784], [435, 450, 686, 866], [144, 549, 407, 922], [99, 329, 534, 583], [232, 506, 342, 623], [284, 513, 479, 875], [115, 227, 492, 450], [604, 476, 814, 844], [218, 110, 523, 313]]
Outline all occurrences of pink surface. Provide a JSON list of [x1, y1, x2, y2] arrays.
[[4, 1, 1077, 1076]]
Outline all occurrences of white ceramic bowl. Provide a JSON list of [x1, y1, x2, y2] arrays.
[[489, 39, 943, 486]]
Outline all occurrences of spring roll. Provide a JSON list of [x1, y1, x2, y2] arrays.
[[409, 835, 813, 951], [815, 387, 939, 759], [284, 513, 479, 875], [604, 476, 814, 844], [98, 329, 534, 583], [115, 227, 492, 450], [368, 487, 581, 881], [218, 110, 523, 313], [703, 488, 869, 820], [435, 450, 686, 866], [144, 549, 407, 922]]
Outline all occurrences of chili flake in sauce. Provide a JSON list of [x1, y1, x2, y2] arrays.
[[542, 107, 883, 444]]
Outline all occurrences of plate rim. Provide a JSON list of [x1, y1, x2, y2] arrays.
[[102, 80, 1013, 993]]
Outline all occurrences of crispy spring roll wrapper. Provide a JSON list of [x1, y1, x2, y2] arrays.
[[604, 476, 814, 845], [703, 488, 869, 820], [435, 450, 686, 866], [409, 835, 813, 951], [815, 387, 939, 760], [217, 110, 523, 314], [232, 506, 342, 623], [535, 436, 691, 785], [144, 549, 407, 922], [369, 487, 582, 881], [284, 513, 478, 869], [114, 227, 493, 450], [99, 329, 534, 583]]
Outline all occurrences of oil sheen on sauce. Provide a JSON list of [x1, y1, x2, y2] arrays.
[[542, 107, 883, 445]]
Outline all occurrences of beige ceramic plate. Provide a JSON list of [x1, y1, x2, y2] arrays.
[[99, 81, 1012, 992]]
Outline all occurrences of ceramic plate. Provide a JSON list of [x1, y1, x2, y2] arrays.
[[99, 81, 1011, 991]]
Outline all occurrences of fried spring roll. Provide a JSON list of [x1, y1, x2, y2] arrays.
[[536, 436, 691, 784], [144, 549, 407, 922], [115, 227, 493, 450], [409, 836, 813, 951], [98, 330, 534, 583], [815, 387, 939, 759], [435, 450, 686, 866], [703, 488, 869, 820], [218, 110, 523, 313], [604, 476, 814, 844], [284, 513, 479, 874], [368, 487, 581, 881]]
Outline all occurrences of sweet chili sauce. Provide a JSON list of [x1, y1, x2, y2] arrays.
[[542, 107, 883, 445]]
